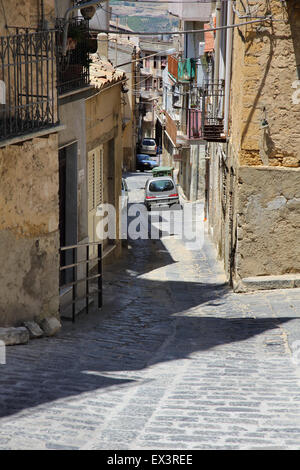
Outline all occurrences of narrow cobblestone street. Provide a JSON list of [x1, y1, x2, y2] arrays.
[[1, 172, 300, 450]]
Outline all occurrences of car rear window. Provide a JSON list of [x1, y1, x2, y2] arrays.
[[143, 139, 156, 146], [149, 180, 174, 192], [138, 155, 150, 160]]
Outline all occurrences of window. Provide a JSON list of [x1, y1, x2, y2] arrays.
[[145, 77, 151, 91], [88, 147, 103, 212], [142, 138, 156, 146], [138, 154, 150, 161], [149, 180, 174, 192]]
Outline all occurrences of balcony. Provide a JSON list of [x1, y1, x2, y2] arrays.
[[202, 81, 226, 142], [56, 18, 92, 96], [168, 56, 196, 83], [0, 28, 58, 143]]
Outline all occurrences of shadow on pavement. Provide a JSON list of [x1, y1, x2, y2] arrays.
[[0, 183, 298, 419]]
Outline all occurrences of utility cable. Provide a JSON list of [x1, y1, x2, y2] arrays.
[[110, 0, 233, 3], [90, 14, 277, 37]]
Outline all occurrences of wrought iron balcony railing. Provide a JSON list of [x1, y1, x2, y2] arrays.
[[56, 18, 92, 95], [0, 28, 58, 143], [202, 80, 226, 142]]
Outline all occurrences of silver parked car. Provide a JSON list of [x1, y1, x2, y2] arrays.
[[144, 176, 180, 211], [140, 137, 157, 156]]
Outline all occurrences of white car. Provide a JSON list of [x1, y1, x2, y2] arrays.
[[140, 137, 157, 156], [144, 176, 180, 211]]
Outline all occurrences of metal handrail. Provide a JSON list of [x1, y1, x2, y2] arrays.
[[60, 241, 102, 250], [59, 242, 102, 323]]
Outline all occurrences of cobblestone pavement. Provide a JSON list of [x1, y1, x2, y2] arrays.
[[1, 172, 300, 450]]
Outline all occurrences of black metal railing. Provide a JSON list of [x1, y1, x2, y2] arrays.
[[202, 80, 226, 142], [0, 28, 58, 142], [59, 242, 103, 323], [56, 18, 91, 95]]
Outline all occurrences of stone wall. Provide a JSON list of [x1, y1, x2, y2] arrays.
[[0, 134, 59, 326], [235, 166, 300, 279], [86, 84, 124, 260], [207, 1, 300, 285], [0, 0, 56, 35], [230, 0, 300, 168]]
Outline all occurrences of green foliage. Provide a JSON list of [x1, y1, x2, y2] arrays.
[[127, 16, 178, 32]]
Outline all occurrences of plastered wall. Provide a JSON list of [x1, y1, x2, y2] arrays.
[[0, 134, 59, 326]]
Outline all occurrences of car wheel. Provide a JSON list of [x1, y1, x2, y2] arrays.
[[146, 204, 151, 212]]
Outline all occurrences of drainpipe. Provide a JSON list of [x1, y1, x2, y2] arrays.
[[224, 0, 233, 136], [213, 1, 222, 84], [62, 0, 106, 55]]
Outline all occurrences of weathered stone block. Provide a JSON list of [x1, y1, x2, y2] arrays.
[[0, 327, 29, 345], [39, 317, 61, 337], [23, 321, 44, 339]]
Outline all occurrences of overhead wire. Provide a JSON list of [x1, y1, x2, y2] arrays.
[[110, 0, 232, 3], [90, 14, 277, 36]]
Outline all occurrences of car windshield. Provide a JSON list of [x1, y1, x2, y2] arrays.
[[148, 180, 174, 192], [138, 155, 150, 161], [143, 139, 156, 146]]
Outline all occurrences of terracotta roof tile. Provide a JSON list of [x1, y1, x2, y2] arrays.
[[89, 53, 126, 90]]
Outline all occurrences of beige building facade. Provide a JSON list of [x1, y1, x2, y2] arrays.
[[206, 0, 300, 289], [0, 0, 61, 326], [0, 1, 128, 328], [86, 55, 126, 263]]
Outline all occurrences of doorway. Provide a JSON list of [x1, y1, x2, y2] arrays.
[[59, 142, 78, 285]]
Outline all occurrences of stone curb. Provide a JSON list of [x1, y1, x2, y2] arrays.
[[177, 184, 188, 202], [234, 274, 300, 293], [0, 327, 29, 346], [0, 317, 62, 346]]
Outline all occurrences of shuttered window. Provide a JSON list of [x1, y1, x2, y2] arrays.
[[88, 146, 103, 212]]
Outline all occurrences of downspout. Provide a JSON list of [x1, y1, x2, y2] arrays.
[[62, 0, 105, 55], [224, 0, 233, 135], [213, 1, 222, 84], [205, 2, 221, 221]]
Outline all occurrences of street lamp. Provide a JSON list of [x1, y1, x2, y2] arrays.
[[62, 1, 106, 56]]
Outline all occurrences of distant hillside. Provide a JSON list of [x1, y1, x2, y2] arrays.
[[110, 1, 179, 33], [125, 16, 178, 33]]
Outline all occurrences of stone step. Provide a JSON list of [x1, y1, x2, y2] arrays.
[[234, 274, 300, 292]]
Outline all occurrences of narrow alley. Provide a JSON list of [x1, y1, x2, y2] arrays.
[[1, 172, 300, 450]]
